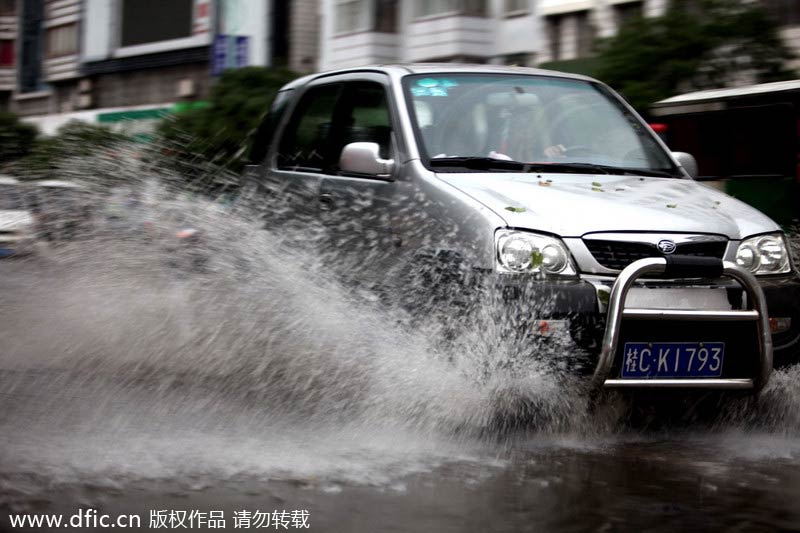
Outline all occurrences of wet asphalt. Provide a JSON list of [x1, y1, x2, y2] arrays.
[[3, 257, 800, 532]]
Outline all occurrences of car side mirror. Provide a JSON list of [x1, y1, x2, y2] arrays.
[[672, 151, 698, 179], [339, 142, 395, 179]]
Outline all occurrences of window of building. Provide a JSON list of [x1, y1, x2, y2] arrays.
[[0, 39, 13, 66], [46, 24, 77, 58], [374, 0, 398, 33], [335, 0, 398, 34], [761, 0, 800, 26], [0, 0, 15, 16], [278, 84, 343, 172], [335, 0, 371, 34], [547, 15, 562, 61], [504, 0, 528, 15], [575, 11, 595, 57], [415, 0, 486, 18], [120, 0, 193, 47], [614, 1, 643, 29], [19, 0, 43, 93]]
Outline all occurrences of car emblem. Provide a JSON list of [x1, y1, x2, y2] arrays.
[[657, 239, 677, 254]]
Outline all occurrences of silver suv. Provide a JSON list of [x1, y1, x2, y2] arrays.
[[250, 65, 800, 393]]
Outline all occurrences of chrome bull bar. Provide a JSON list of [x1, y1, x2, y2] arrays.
[[592, 256, 773, 392]]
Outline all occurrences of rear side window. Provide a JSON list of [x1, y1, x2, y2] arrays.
[[249, 89, 294, 165], [277, 84, 342, 172]]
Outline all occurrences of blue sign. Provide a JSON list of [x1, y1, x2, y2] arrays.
[[235, 35, 249, 68], [212, 34, 228, 76], [211, 35, 250, 76]]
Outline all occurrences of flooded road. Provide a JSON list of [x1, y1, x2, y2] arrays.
[[1, 217, 800, 531], [4, 354, 800, 532]]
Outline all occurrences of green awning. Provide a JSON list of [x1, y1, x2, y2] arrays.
[[96, 101, 211, 123], [97, 108, 170, 123], [171, 101, 211, 113]]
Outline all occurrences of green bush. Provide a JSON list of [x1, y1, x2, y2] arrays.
[[158, 67, 299, 175], [0, 112, 38, 164]]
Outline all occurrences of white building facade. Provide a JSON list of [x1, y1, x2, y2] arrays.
[[319, 0, 799, 74], [5, 0, 320, 119], [319, 0, 542, 70], [537, 0, 666, 64]]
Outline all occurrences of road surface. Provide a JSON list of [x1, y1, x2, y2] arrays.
[[2, 254, 800, 532]]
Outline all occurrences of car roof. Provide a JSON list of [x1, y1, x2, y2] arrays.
[[280, 63, 599, 90]]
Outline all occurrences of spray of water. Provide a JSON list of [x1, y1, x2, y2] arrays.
[[2, 139, 800, 510], [9, 139, 615, 431]]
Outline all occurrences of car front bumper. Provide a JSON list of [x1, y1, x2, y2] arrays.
[[493, 269, 800, 368]]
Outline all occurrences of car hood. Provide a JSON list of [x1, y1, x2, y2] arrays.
[[0, 210, 34, 232], [435, 173, 779, 239]]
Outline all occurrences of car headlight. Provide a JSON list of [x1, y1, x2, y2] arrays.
[[735, 233, 791, 275], [496, 230, 577, 278]]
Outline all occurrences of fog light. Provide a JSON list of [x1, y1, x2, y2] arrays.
[[769, 317, 792, 334]]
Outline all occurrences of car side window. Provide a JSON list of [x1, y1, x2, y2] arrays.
[[249, 89, 294, 165], [277, 84, 342, 172], [337, 82, 394, 161]]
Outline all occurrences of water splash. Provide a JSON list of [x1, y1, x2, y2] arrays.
[[2, 140, 800, 514]]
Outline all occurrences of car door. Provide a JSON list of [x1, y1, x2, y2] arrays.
[[257, 82, 343, 236], [317, 76, 403, 289]]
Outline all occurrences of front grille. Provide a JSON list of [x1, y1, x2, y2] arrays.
[[585, 239, 727, 271]]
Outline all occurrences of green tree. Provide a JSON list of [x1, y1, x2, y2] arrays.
[[0, 112, 38, 164], [158, 67, 299, 175], [596, 0, 796, 112]]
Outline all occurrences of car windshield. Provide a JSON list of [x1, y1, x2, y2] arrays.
[[403, 73, 677, 175], [0, 184, 25, 210]]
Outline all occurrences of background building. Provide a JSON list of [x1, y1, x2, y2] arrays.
[[319, 0, 541, 70], [537, 0, 667, 65], [0, 0, 16, 109], [539, 0, 800, 74], [321, 0, 800, 77], [4, 0, 320, 126], [2, 0, 799, 126], [11, 0, 82, 117]]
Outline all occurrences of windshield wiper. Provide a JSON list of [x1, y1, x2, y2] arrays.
[[430, 158, 679, 178], [523, 162, 611, 174], [589, 164, 678, 178], [524, 162, 678, 178], [428, 156, 528, 172], [522, 162, 679, 177]]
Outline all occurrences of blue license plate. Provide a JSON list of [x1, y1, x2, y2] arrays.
[[620, 342, 725, 378]]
